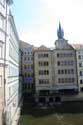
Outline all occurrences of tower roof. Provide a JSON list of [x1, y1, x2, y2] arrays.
[[57, 22, 64, 40]]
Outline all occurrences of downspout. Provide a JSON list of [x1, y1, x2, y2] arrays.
[[3, 1, 7, 125]]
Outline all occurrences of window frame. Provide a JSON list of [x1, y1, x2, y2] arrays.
[[0, 14, 4, 29], [0, 45, 2, 58], [0, 75, 2, 87]]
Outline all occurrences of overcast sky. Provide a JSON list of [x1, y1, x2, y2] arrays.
[[11, 0, 83, 47]]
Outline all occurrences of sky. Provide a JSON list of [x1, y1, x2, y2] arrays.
[[11, 0, 83, 47]]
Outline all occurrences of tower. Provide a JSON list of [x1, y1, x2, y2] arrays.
[[57, 22, 64, 40], [55, 22, 69, 49]]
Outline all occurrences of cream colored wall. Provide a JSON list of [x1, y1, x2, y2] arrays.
[[34, 48, 78, 92], [34, 51, 53, 91], [53, 49, 77, 89]]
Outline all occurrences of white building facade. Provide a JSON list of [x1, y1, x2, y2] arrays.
[[0, 0, 12, 124], [0, 0, 22, 125]]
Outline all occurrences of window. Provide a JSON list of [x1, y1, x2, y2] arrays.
[[31, 57, 33, 60], [38, 53, 48, 58], [9, 66, 18, 77], [31, 51, 32, 54], [39, 62, 41, 66], [39, 70, 43, 75], [0, 76, 2, 87], [39, 70, 49, 75], [79, 63, 82, 67], [38, 54, 41, 58], [24, 65, 27, 69], [61, 70, 64, 74], [9, 87, 11, 96], [78, 55, 81, 59], [61, 61, 74, 66], [58, 78, 75, 84], [58, 78, 64, 83], [57, 53, 59, 57], [58, 69, 74, 75], [28, 74, 30, 77], [71, 69, 74, 74], [28, 57, 30, 60], [80, 79, 83, 84], [0, 46, 2, 58], [79, 71, 82, 76], [43, 70, 49, 75], [30, 73, 33, 77], [44, 54, 48, 57], [46, 70, 49, 74], [31, 64, 33, 69], [57, 61, 60, 66], [68, 53, 73, 57], [58, 70, 60, 74], [65, 78, 67, 83], [44, 62, 48, 66], [39, 79, 49, 84], [39, 61, 49, 66], [72, 78, 75, 83], [81, 87, 83, 92], [27, 84, 31, 89], [57, 53, 73, 58], [24, 57, 26, 60], [27, 65, 30, 69], [0, 14, 4, 29], [61, 78, 64, 83], [25, 73, 27, 77], [9, 44, 19, 63], [58, 78, 61, 83], [70, 61, 74, 65]]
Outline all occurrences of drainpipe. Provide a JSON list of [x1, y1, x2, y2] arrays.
[[3, 1, 8, 125]]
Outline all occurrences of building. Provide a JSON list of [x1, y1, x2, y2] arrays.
[[6, 13, 22, 125], [34, 45, 53, 103], [34, 23, 78, 103], [72, 44, 83, 93], [0, 0, 22, 125], [20, 41, 34, 95], [20, 23, 83, 103], [0, 0, 13, 124]]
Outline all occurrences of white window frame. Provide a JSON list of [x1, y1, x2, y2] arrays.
[[0, 76, 2, 87], [0, 14, 4, 30], [0, 46, 2, 58]]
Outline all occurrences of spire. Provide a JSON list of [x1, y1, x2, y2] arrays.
[[57, 22, 64, 40]]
